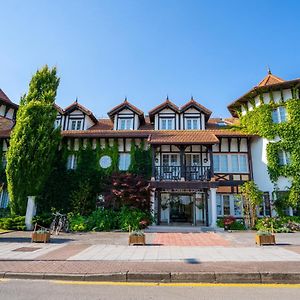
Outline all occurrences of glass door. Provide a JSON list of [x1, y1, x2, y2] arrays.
[[170, 194, 193, 223]]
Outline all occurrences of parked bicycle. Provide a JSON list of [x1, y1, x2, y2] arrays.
[[50, 212, 69, 235]]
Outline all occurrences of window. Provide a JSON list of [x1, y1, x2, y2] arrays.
[[186, 118, 199, 130], [213, 154, 248, 173], [272, 106, 287, 124], [71, 120, 82, 130], [278, 150, 290, 166], [0, 190, 9, 208], [54, 119, 61, 129], [160, 118, 174, 130], [67, 154, 77, 170], [217, 194, 242, 217], [2, 153, 7, 168], [119, 153, 131, 171], [119, 118, 133, 130], [258, 192, 271, 217]]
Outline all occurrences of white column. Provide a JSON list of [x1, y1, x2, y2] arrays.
[[289, 207, 294, 217], [210, 188, 217, 227], [25, 196, 37, 231], [150, 189, 155, 225]]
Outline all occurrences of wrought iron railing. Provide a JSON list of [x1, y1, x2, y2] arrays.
[[154, 165, 211, 181]]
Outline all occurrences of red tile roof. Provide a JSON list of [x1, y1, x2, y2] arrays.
[[148, 130, 219, 145], [89, 118, 114, 130], [227, 72, 300, 117], [180, 98, 212, 116], [62, 129, 151, 138], [148, 98, 180, 120], [0, 89, 18, 108], [0, 116, 14, 138], [64, 101, 98, 123], [108, 99, 144, 119]]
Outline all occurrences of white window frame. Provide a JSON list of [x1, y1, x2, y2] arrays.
[[185, 118, 199, 130], [278, 150, 291, 166], [70, 119, 83, 130], [213, 154, 248, 173], [0, 189, 9, 208], [272, 106, 287, 124], [67, 154, 77, 170], [119, 153, 131, 171], [54, 119, 61, 129], [118, 118, 133, 130], [160, 118, 174, 130], [217, 194, 243, 217]]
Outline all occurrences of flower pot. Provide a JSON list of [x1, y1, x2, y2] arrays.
[[31, 232, 51, 243], [129, 234, 145, 245], [255, 234, 275, 246]]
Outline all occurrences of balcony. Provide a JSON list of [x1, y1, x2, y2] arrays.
[[154, 165, 212, 181]]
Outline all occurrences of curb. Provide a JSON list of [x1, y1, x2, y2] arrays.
[[2, 271, 300, 284]]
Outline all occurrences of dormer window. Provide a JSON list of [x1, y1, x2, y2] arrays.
[[185, 118, 199, 130], [160, 118, 174, 130], [118, 118, 133, 130], [71, 120, 83, 130], [272, 106, 287, 124]]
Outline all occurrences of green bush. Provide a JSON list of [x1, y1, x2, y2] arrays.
[[86, 208, 118, 231], [32, 213, 53, 228], [118, 206, 151, 231], [256, 216, 300, 233], [68, 213, 87, 232], [0, 216, 26, 230], [216, 217, 246, 230]]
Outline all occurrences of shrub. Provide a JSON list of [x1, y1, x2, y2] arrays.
[[216, 217, 246, 230], [32, 213, 53, 228], [255, 216, 300, 233], [0, 216, 26, 230], [118, 206, 151, 231], [86, 208, 118, 231], [68, 213, 87, 232]]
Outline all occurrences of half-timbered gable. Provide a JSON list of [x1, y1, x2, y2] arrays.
[[149, 98, 180, 130], [0, 89, 18, 120], [63, 101, 97, 131], [180, 98, 212, 130], [107, 99, 144, 130]]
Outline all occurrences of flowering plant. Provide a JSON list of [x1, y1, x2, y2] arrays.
[[224, 216, 236, 226]]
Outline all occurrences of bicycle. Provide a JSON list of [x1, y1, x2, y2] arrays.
[[50, 212, 69, 235]]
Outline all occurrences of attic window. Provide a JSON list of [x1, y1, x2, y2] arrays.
[[217, 121, 227, 127]]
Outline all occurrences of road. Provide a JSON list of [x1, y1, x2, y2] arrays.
[[0, 279, 300, 300]]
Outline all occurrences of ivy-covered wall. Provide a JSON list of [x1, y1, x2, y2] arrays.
[[38, 138, 151, 214], [237, 93, 300, 208]]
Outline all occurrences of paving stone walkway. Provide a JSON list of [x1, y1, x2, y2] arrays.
[[153, 232, 230, 246]]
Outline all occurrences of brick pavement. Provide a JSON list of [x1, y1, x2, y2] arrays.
[[153, 232, 231, 246]]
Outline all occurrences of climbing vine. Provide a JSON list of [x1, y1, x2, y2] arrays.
[[236, 96, 300, 208]]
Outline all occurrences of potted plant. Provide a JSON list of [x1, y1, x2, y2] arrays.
[[255, 230, 276, 246], [224, 216, 236, 231], [128, 230, 145, 245], [31, 224, 51, 243]]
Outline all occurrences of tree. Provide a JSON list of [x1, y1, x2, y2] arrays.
[[6, 66, 60, 215], [104, 173, 152, 211], [239, 181, 263, 228]]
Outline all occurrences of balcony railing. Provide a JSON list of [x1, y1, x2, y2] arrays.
[[154, 165, 212, 181]]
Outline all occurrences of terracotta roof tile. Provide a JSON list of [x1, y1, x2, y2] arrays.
[[108, 99, 144, 118], [0, 89, 18, 108], [149, 98, 180, 119], [148, 130, 219, 145], [180, 98, 212, 116], [89, 118, 114, 130], [0, 116, 14, 138], [62, 130, 151, 138], [64, 101, 97, 123], [257, 73, 285, 87]]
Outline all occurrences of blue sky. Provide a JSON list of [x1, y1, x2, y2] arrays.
[[1, 0, 300, 118]]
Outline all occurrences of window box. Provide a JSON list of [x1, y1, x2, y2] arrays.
[[31, 231, 51, 243], [255, 232, 276, 246], [128, 231, 145, 245]]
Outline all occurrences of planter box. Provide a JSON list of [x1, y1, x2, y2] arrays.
[[129, 235, 145, 245], [255, 234, 275, 246], [31, 232, 51, 243]]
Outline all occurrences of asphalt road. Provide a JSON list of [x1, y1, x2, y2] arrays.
[[0, 279, 300, 300]]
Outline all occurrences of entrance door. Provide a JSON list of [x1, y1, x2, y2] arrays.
[[169, 195, 193, 224], [195, 192, 208, 226]]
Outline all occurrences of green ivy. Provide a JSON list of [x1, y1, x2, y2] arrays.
[[236, 98, 300, 208]]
